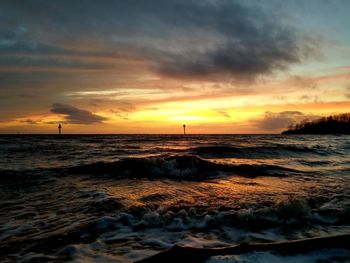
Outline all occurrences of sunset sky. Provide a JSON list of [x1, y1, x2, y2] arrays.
[[1, 0, 350, 134]]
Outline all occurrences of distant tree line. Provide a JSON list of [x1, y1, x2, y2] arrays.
[[282, 113, 350, 134]]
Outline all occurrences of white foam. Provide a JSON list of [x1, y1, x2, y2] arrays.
[[179, 236, 230, 248], [151, 158, 198, 177]]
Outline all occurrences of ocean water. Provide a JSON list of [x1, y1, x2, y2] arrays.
[[1, 134, 350, 262]]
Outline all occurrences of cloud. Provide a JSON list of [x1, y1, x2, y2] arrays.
[[289, 76, 318, 89], [20, 118, 38, 125], [216, 109, 231, 118], [252, 111, 319, 131], [51, 103, 106, 124], [136, 1, 316, 80], [110, 110, 129, 120], [299, 94, 321, 103], [345, 86, 350, 99], [0, 0, 326, 130], [0, 0, 317, 81], [155, 34, 306, 80]]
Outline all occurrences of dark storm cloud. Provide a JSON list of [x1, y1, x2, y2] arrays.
[[0, 0, 316, 80], [51, 103, 106, 124], [155, 31, 305, 80], [0, 56, 114, 71], [252, 111, 319, 130]]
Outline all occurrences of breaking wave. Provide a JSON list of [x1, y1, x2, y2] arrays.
[[67, 155, 300, 180], [99, 197, 350, 232]]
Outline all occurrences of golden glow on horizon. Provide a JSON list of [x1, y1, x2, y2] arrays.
[[2, 98, 350, 134], [1, 65, 349, 134]]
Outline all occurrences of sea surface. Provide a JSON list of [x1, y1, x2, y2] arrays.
[[1, 134, 350, 262]]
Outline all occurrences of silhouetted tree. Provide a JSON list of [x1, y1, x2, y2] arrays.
[[282, 113, 350, 134]]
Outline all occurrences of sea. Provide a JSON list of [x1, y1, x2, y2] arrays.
[[1, 134, 350, 262]]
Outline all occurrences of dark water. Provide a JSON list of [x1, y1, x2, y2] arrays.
[[1, 135, 350, 262]]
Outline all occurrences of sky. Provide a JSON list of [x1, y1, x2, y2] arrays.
[[0, 0, 350, 134]]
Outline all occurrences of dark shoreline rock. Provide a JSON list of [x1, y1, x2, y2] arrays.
[[137, 233, 350, 263]]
